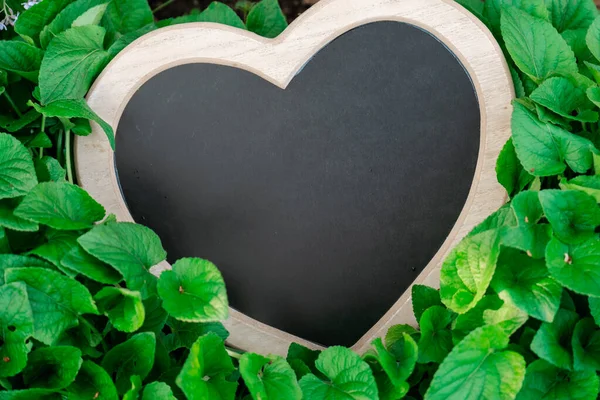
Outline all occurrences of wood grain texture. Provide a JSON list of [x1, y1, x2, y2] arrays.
[[75, 0, 514, 356]]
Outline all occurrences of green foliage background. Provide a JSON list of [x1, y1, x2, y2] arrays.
[[0, 0, 600, 398]]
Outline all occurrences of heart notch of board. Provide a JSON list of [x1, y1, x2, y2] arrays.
[[75, 0, 514, 356]]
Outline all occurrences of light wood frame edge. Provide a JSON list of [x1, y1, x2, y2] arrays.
[[75, 0, 514, 356]]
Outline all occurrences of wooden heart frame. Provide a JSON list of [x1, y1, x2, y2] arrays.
[[75, 0, 514, 355]]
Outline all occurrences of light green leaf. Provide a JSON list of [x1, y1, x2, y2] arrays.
[[299, 346, 378, 400], [240, 353, 302, 400], [78, 222, 166, 299], [39, 25, 110, 105], [176, 332, 238, 400], [502, 7, 577, 83], [72, 3, 109, 27], [496, 138, 534, 197], [530, 77, 598, 122], [39, 0, 108, 48], [469, 204, 517, 237], [0, 41, 44, 82], [531, 308, 578, 369], [440, 230, 500, 314], [511, 103, 594, 177], [545, 0, 598, 32], [34, 156, 66, 183], [511, 190, 542, 222], [483, 297, 529, 336], [571, 317, 600, 371], [33, 98, 115, 150], [546, 235, 600, 296], [14, 0, 73, 45], [5, 267, 98, 345], [0, 133, 37, 201], [157, 258, 228, 322], [142, 382, 176, 400], [0, 283, 34, 378], [101, 0, 153, 39], [539, 190, 600, 244], [587, 16, 600, 62], [411, 285, 442, 323], [66, 360, 119, 400], [364, 336, 417, 388], [0, 199, 39, 232], [560, 175, 600, 202], [23, 346, 82, 389], [492, 248, 561, 322], [516, 359, 599, 399], [417, 306, 453, 364], [425, 325, 526, 400], [102, 332, 156, 395], [94, 287, 144, 332], [61, 244, 122, 284], [247, 0, 287, 38], [14, 181, 105, 230]]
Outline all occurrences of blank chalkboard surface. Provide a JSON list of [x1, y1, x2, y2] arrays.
[[113, 21, 479, 347], [77, 0, 513, 355]]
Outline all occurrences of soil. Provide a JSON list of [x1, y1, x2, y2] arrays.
[[149, 0, 319, 23]]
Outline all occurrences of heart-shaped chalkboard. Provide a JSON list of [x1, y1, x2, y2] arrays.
[[77, 0, 512, 354]]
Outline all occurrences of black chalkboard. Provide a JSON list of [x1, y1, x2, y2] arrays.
[[114, 21, 480, 347]]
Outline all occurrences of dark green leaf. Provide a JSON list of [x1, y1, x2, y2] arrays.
[[571, 317, 600, 371], [14, 0, 74, 45], [560, 175, 600, 202], [39, 0, 108, 48], [66, 360, 119, 400], [164, 318, 228, 352], [0, 282, 34, 378], [0, 133, 37, 200], [102, 0, 153, 39], [23, 346, 82, 389], [0, 199, 39, 232], [61, 244, 122, 284], [240, 353, 302, 400], [539, 190, 600, 244], [246, 0, 287, 38], [546, 235, 600, 296], [418, 306, 453, 364], [412, 285, 442, 322], [545, 0, 597, 32], [0, 41, 44, 82], [496, 138, 534, 197], [530, 308, 578, 369], [94, 287, 144, 332], [34, 156, 66, 183]]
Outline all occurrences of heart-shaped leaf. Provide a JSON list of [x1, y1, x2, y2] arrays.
[[540, 190, 600, 244], [94, 287, 144, 333], [240, 353, 302, 400], [246, 0, 286, 38], [517, 359, 599, 399], [66, 360, 118, 400], [142, 382, 176, 400], [0, 133, 37, 201], [417, 306, 453, 364], [546, 235, 600, 296]]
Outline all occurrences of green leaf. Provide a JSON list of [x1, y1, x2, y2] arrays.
[[545, 0, 598, 32], [34, 156, 66, 183], [539, 190, 600, 244], [33, 98, 115, 151], [530, 77, 598, 122], [72, 3, 109, 27], [142, 382, 176, 400], [546, 235, 600, 296], [14, 0, 73, 45], [106, 23, 155, 58], [469, 204, 517, 236], [163, 318, 228, 352], [589, 296, 600, 325], [531, 308, 579, 369], [174, 2, 245, 29], [0, 283, 34, 378], [66, 360, 119, 400], [560, 175, 600, 202], [299, 346, 378, 400], [500, 224, 552, 259], [240, 353, 302, 400], [587, 16, 600, 62], [39, 25, 110, 105], [0, 41, 44, 82], [502, 7, 577, 83], [364, 336, 417, 387], [0, 109, 42, 133], [287, 342, 321, 379], [417, 306, 453, 364], [102, 0, 153, 39], [511, 190, 542, 223], [0, 389, 61, 399], [78, 222, 166, 299], [94, 287, 144, 332], [425, 325, 526, 400], [14, 181, 105, 230], [0, 254, 52, 285], [511, 103, 594, 177], [0, 199, 39, 232], [451, 295, 503, 343], [440, 230, 500, 314], [30, 229, 79, 269], [246, 0, 287, 38], [571, 317, 600, 371], [5, 267, 98, 345], [492, 248, 561, 322], [157, 258, 228, 322], [482, 297, 529, 336], [0, 227, 9, 254], [61, 244, 122, 284], [0, 133, 37, 200], [412, 285, 442, 322], [102, 332, 156, 395], [516, 359, 599, 399], [39, 0, 109, 48], [484, 0, 549, 35], [139, 296, 168, 334], [23, 346, 82, 389], [176, 332, 238, 400], [496, 138, 534, 197], [122, 375, 142, 400]]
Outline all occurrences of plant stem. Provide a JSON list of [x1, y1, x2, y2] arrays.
[[226, 348, 243, 360], [3, 91, 22, 117], [65, 128, 73, 184], [152, 0, 175, 13], [39, 114, 46, 159]]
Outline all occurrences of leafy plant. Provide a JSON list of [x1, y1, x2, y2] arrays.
[[1, 0, 600, 398]]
